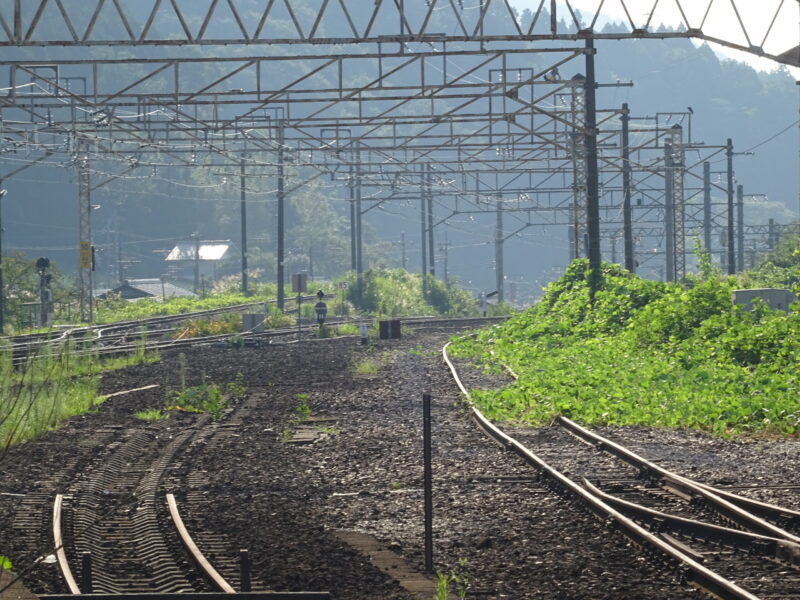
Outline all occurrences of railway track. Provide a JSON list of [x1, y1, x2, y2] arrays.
[[443, 341, 800, 600], [8, 375, 335, 599], [3, 310, 508, 367]]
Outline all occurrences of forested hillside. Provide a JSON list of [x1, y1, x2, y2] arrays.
[[1, 2, 796, 299]]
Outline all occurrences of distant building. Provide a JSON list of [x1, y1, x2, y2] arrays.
[[97, 278, 195, 301], [165, 240, 231, 282]]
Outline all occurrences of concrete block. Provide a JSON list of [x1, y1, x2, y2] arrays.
[[242, 313, 266, 333], [731, 288, 797, 313]]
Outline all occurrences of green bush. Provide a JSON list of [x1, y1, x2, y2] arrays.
[[344, 268, 479, 317], [451, 259, 800, 437]]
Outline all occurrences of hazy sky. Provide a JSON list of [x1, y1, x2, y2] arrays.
[[509, 0, 799, 73]]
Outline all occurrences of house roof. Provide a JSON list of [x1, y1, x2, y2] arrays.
[[98, 279, 196, 301], [166, 241, 230, 261]]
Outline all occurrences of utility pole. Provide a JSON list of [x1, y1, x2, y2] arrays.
[[703, 161, 712, 254], [726, 138, 735, 275], [420, 170, 428, 299], [495, 193, 504, 303], [443, 234, 449, 284], [240, 157, 249, 296], [349, 163, 356, 272], [193, 232, 200, 294], [426, 164, 435, 278], [584, 37, 602, 297], [277, 125, 286, 309], [356, 148, 363, 300], [621, 103, 634, 272], [114, 201, 123, 285], [401, 231, 407, 270], [768, 218, 776, 250], [736, 184, 744, 273], [0, 183, 6, 335], [664, 142, 675, 282], [611, 234, 617, 264], [77, 142, 93, 322]]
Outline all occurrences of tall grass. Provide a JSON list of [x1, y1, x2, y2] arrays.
[[0, 339, 157, 456]]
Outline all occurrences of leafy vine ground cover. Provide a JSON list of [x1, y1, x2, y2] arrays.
[[450, 260, 800, 437]]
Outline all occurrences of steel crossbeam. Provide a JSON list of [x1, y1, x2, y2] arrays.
[[0, 0, 795, 70]]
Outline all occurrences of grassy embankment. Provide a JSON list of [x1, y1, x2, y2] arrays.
[[0, 336, 157, 454], [450, 258, 800, 437]]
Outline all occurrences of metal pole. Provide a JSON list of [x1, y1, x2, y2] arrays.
[[240, 158, 249, 296], [664, 143, 675, 282], [422, 393, 433, 575], [611, 235, 617, 264], [193, 233, 200, 294], [736, 184, 744, 273], [584, 37, 602, 297], [349, 163, 356, 272], [703, 162, 712, 254], [443, 234, 449, 284], [277, 129, 286, 309], [420, 179, 428, 299], [495, 194, 504, 303], [768, 218, 776, 250], [426, 164, 435, 278], [80, 552, 93, 594], [726, 139, 735, 275], [115, 202, 122, 285], [78, 144, 93, 322], [401, 231, 406, 270], [621, 103, 634, 272], [39, 268, 47, 327], [239, 549, 251, 593], [356, 149, 363, 299]]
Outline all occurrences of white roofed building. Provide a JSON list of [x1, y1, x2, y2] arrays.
[[165, 240, 231, 288]]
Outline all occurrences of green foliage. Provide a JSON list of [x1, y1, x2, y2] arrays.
[[135, 409, 168, 422], [451, 259, 800, 437], [435, 560, 469, 600], [173, 313, 242, 339], [353, 358, 380, 375], [0, 253, 70, 335], [226, 373, 247, 399], [425, 277, 478, 316], [92, 292, 264, 325], [335, 323, 359, 336], [165, 364, 245, 421], [280, 393, 313, 441], [344, 268, 478, 317], [168, 383, 226, 420], [0, 341, 156, 453], [294, 393, 311, 421], [0, 554, 11, 570]]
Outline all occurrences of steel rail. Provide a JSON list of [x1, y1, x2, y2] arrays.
[[557, 415, 800, 544], [2, 301, 272, 347], [581, 479, 800, 566], [52, 494, 81, 595], [442, 340, 760, 600], [493, 354, 800, 541], [166, 494, 235, 594]]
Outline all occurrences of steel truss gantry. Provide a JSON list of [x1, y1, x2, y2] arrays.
[[0, 0, 796, 316]]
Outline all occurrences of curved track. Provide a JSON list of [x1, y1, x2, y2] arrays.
[[443, 341, 800, 600]]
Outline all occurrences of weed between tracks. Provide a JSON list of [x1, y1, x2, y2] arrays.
[[353, 358, 380, 376], [165, 356, 247, 421], [280, 393, 314, 441], [435, 560, 469, 600], [134, 409, 169, 422]]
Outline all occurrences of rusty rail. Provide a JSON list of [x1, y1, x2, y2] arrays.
[[442, 341, 761, 600]]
